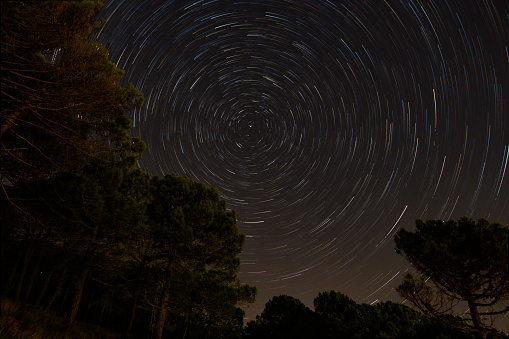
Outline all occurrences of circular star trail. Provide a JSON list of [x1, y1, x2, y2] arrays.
[[95, 0, 509, 320]]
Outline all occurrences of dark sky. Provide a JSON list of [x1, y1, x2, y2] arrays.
[[94, 0, 509, 321]]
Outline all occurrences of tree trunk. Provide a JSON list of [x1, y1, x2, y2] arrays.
[[35, 264, 56, 307], [14, 241, 35, 302], [123, 289, 140, 339], [467, 300, 488, 339], [98, 303, 106, 326], [1, 247, 22, 300], [62, 224, 99, 336], [152, 262, 171, 339], [45, 266, 67, 311], [123, 255, 147, 339], [1, 235, 30, 300], [61, 252, 91, 336], [152, 288, 169, 339], [22, 242, 45, 306]]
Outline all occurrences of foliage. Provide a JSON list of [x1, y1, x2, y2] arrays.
[[395, 217, 509, 338], [1, 166, 256, 338], [0, 1, 255, 337], [122, 173, 256, 339], [246, 291, 475, 338], [245, 295, 318, 338], [314, 291, 473, 338], [314, 290, 366, 337], [1, 0, 145, 200]]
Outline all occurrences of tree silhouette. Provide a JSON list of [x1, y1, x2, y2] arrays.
[[143, 174, 255, 339], [246, 295, 318, 338], [1, 0, 144, 208], [247, 290, 473, 338], [395, 216, 509, 338]]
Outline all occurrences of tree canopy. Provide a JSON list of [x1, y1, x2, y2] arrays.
[[1, 0, 145, 195], [141, 173, 256, 339], [245, 295, 318, 338], [1, 1, 256, 337], [246, 291, 474, 338], [395, 216, 509, 338]]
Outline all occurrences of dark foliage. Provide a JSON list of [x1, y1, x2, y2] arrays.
[[245, 295, 319, 338], [246, 291, 475, 338], [1, 2, 255, 338], [395, 217, 509, 338]]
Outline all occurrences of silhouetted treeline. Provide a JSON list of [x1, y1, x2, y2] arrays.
[[245, 292, 475, 338]]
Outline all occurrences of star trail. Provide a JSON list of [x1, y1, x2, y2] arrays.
[[94, 0, 509, 320]]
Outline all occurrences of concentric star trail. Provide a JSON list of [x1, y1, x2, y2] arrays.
[[95, 0, 509, 320]]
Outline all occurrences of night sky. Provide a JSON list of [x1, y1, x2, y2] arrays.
[[94, 0, 509, 321]]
